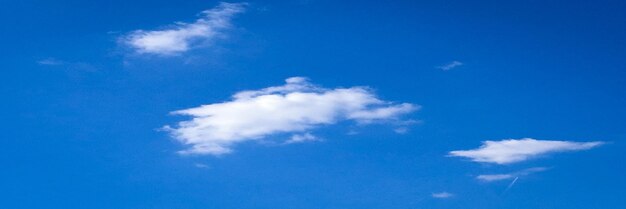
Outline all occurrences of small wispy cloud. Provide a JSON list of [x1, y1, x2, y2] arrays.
[[437, 61, 463, 71], [165, 77, 418, 155], [285, 133, 320, 144], [477, 167, 548, 182], [36, 58, 98, 72], [432, 192, 454, 199], [37, 58, 64, 66], [476, 174, 514, 182], [393, 127, 408, 134], [449, 138, 603, 164], [391, 119, 420, 134], [194, 163, 210, 169], [122, 2, 246, 56]]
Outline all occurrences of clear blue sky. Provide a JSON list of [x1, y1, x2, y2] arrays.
[[2, 0, 625, 208]]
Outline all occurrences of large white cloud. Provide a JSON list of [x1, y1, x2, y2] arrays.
[[449, 138, 603, 164], [123, 2, 246, 55], [165, 77, 418, 155]]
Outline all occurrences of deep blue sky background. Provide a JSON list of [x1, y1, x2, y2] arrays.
[[2, 0, 625, 208]]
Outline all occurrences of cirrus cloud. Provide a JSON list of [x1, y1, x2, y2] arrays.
[[437, 61, 463, 71], [449, 138, 603, 164], [477, 167, 548, 182], [165, 77, 418, 155], [432, 192, 454, 199]]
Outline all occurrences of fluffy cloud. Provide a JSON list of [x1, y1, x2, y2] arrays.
[[165, 77, 418, 155], [123, 2, 246, 55], [477, 167, 547, 182], [449, 138, 603, 164]]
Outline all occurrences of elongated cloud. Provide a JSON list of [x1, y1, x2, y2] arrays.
[[449, 138, 603, 164], [431, 192, 454, 199], [285, 133, 319, 144], [477, 167, 548, 182], [165, 77, 418, 155], [123, 2, 246, 55], [437, 61, 463, 71]]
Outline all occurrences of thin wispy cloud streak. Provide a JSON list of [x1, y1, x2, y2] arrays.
[[122, 2, 246, 55], [432, 192, 454, 199], [194, 163, 210, 169], [450, 138, 603, 164], [477, 167, 548, 182], [36, 58, 98, 72], [165, 77, 418, 155], [437, 61, 463, 71], [284, 133, 319, 144], [37, 58, 64, 65], [502, 177, 519, 194]]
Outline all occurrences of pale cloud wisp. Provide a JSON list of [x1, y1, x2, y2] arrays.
[[437, 61, 463, 71], [477, 167, 548, 182], [432, 192, 454, 199]]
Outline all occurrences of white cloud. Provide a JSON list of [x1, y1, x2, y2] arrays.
[[285, 133, 319, 144], [477, 167, 547, 182], [432, 192, 454, 198], [437, 61, 463, 71], [37, 58, 64, 65], [36, 58, 98, 72], [393, 127, 408, 134], [194, 163, 210, 169], [476, 174, 514, 182], [391, 119, 420, 134], [449, 138, 603, 164], [165, 77, 418, 155], [123, 2, 246, 55]]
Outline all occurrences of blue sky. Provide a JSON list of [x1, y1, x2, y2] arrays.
[[2, 0, 626, 208]]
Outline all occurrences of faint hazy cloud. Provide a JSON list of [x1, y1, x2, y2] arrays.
[[194, 163, 210, 169], [477, 167, 548, 182], [37, 58, 64, 66], [285, 133, 320, 144], [432, 192, 454, 198], [36, 58, 98, 72], [437, 61, 463, 71]]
